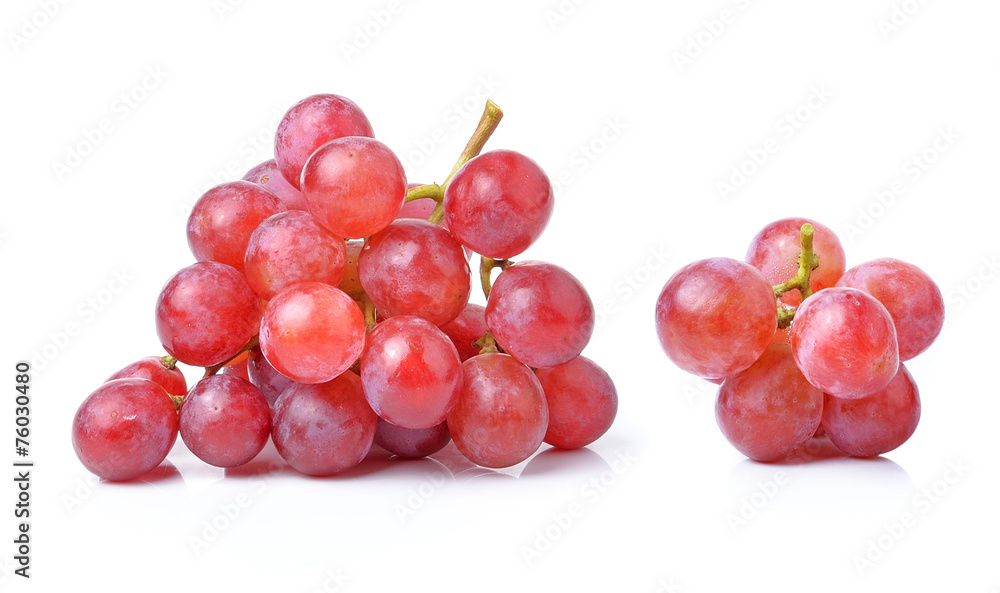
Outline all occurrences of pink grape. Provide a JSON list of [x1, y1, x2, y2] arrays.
[[247, 346, 293, 406], [106, 356, 187, 396], [447, 353, 548, 468], [186, 180, 286, 272], [485, 261, 595, 369], [361, 316, 463, 429], [301, 136, 406, 239], [374, 419, 451, 459], [178, 375, 271, 468], [398, 198, 438, 220], [358, 219, 471, 326], [836, 258, 945, 361], [443, 150, 554, 259], [243, 159, 308, 210], [271, 372, 377, 476], [822, 364, 920, 457], [439, 303, 488, 361], [155, 261, 263, 367], [258, 283, 365, 384], [655, 258, 777, 380], [534, 356, 618, 450], [715, 343, 823, 462], [72, 378, 178, 481], [746, 217, 846, 307], [274, 93, 374, 189], [244, 210, 347, 300], [790, 287, 899, 399]]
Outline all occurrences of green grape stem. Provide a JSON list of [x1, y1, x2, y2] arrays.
[[474, 331, 501, 355], [772, 223, 819, 329], [443, 100, 504, 189], [480, 256, 513, 300]]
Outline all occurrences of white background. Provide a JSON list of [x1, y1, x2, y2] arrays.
[[1, 0, 998, 591]]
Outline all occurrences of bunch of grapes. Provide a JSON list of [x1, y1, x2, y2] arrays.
[[72, 94, 618, 481], [655, 218, 943, 462]]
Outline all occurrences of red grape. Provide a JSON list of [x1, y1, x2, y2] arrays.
[[790, 287, 899, 399], [72, 378, 178, 481], [258, 283, 365, 384], [447, 353, 548, 468], [836, 258, 944, 361], [822, 364, 920, 457], [243, 159, 308, 210], [358, 219, 471, 326], [443, 150, 554, 259], [534, 356, 617, 450], [715, 343, 823, 462], [186, 180, 286, 272], [301, 136, 406, 239], [274, 93, 374, 189], [374, 419, 451, 459], [746, 218, 846, 307], [271, 371, 377, 476], [361, 316, 463, 429], [398, 197, 438, 220], [244, 210, 347, 300], [439, 303, 488, 361], [338, 240, 366, 300], [655, 258, 777, 380], [178, 375, 271, 468], [485, 261, 594, 369], [155, 262, 263, 367], [106, 356, 187, 396], [247, 346, 293, 406]]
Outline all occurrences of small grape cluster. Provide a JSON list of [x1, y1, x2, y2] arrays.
[[72, 94, 618, 481], [655, 218, 943, 462]]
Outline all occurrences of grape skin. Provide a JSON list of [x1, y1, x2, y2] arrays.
[[822, 364, 920, 457], [179, 375, 271, 468], [274, 93, 375, 190], [106, 356, 187, 396], [360, 316, 463, 430], [374, 419, 451, 459], [247, 346, 293, 407], [535, 356, 618, 450], [271, 372, 377, 476], [155, 261, 263, 367], [259, 283, 366, 385], [447, 353, 548, 468], [485, 261, 595, 369], [836, 258, 944, 361], [72, 378, 178, 481], [790, 287, 899, 399], [439, 303, 488, 362], [746, 217, 846, 307], [243, 159, 308, 211], [655, 258, 777, 380], [715, 343, 823, 462], [444, 150, 554, 259]]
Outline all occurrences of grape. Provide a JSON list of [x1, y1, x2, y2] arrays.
[[247, 346, 293, 406], [358, 219, 471, 326], [243, 159, 308, 210], [398, 198, 438, 220], [178, 375, 271, 468], [443, 150, 554, 259], [106, 356, 187, 396], [439, 303, 488, 361], [374, 419, 451, 459], [271, 372, 377, 476], [221, 356, 250, 381], [361, 316, 463, 429], [72, 378, 178, 481], [746, 217, 846, 307], [836, 258, 945, 361], [301, 136, 406, 239], [715, 343, 823, 462], [822, 364, 920, 457], [155, 262, 263, 367], [447, 353, 548, 468], [790, 287, 899, 399], [258, 283, 365, 384], [654, 258, 777, 380], [274, 93, 374, 189], [534, 356, 618, 450], [244, 210, 347, 300], [485, 261, 594, 369], [337, 240, 366, 300], [186, 180, 286, 272]]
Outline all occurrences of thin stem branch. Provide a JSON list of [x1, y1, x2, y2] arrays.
[[203, 335, 259, 378], [772, 223, 820, 328], [442, 100, 504, 189]]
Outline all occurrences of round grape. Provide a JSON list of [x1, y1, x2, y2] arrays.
[[106, 356, 187, 396], [439, 303, 488, 361], [179, 375, 271, 468], [247, 346, 293, 406], [243, 159, 308, 210], [374, 419, 451, 459], [535, 356, 618, 450], [822, 364, 920, 457], [746, 217, 846, 307]]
